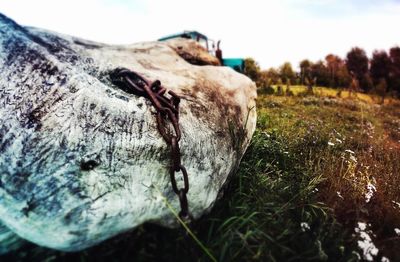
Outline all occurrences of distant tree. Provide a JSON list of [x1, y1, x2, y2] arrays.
[[243, 58, 261, 83], [258, 70, 274, 94], [325, 54, 342, 88], [265, 67, 280, 84], [279, 62, 295, 84], [304, 75, 316, 94], [311, 60, 329, 87], [346, 47, 370, 91], [375, 78, 388, 104], [370, 50, 391, 102], [276, 78, 284, 96], [370, 50, 391, 85], [389, 46, 400, 95], [258, 70, 269, 87], [285, 78, 294, 96], [299, 59, 312, 86], [361, 75, 374, 93], [336, 63, 351, 88], [349, 73, 359, 98]]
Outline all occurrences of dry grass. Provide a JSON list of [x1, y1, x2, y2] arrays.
[[272, 85, 396, 104], [3, 88, 399, 262], [259, 89, 400, 260]]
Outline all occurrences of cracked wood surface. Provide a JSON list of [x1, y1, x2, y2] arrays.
[[0, 13, 257, 252]]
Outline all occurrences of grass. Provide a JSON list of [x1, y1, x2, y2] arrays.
[[2, 86, 400, 261], [257, 86, 400, 260], [272, 85, 398, 105]]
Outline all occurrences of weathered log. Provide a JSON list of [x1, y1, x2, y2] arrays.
[[0, 13, 256, 252]]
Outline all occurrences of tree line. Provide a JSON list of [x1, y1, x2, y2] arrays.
[[244, 46, 400, 97]]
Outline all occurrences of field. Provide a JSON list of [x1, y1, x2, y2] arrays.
[[3, 86, 400, 261]]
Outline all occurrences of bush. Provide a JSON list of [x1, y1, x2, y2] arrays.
[[260, 85, 275, 95]]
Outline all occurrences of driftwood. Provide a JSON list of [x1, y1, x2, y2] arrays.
[[0, 13, 256, 252]]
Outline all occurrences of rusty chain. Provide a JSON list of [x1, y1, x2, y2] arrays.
[[111, 68, 192, 222]]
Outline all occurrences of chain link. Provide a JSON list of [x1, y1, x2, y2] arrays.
[[111, 68, 192, 222]]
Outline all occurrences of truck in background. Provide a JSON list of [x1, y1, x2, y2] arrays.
[[158, 31, 245, 73]]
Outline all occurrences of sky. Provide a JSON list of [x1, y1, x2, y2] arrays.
[[0, 0, 399, 69]]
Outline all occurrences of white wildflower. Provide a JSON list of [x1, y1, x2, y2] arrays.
[[392, 201, 400, 209], [395, 228, 400, 236], [333, 129, 342, 137], [345, 149, 355, 154], [337, 191, 344, 199], [301, 222, 310, 232], [365, 183, 376, 203], [355, 222, 379, 261], [355, 222, 366, 233], [262, 132, 270, 138], [352, 251, 361, 260], [328, 142, 335, 146]]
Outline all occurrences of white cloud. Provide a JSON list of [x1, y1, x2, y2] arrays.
[[0, 0, 399, 69]]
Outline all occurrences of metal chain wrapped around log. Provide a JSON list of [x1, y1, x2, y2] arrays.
[[111, 68, 192, 222]]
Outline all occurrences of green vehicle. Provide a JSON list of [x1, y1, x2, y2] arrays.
[[158, 30, 245, 73]]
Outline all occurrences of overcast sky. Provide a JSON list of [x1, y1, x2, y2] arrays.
[[1, 0, 399, 69]]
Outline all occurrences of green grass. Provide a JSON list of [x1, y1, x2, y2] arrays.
[[3, 87, 400, 261], [271, 84, 397, 104]]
